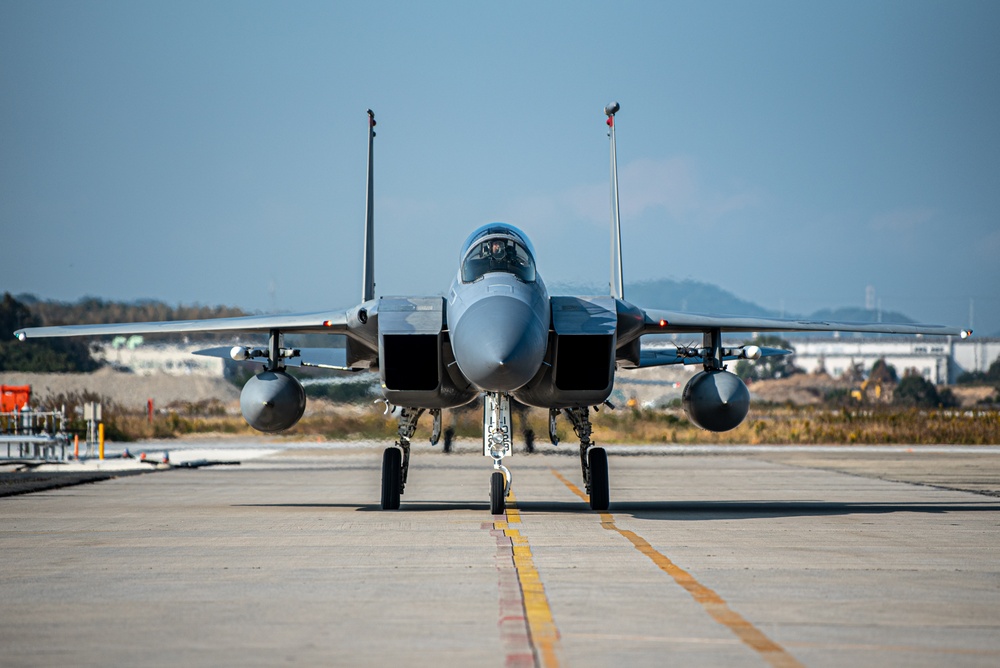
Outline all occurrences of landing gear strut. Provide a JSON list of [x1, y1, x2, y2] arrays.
[[380, 407, 424, 510], [484, 392, 512, 515], [429, 409, 442, 445], [562, 407, 610, 510]]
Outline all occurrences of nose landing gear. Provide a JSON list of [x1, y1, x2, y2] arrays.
[[484, 392, 513, 515]]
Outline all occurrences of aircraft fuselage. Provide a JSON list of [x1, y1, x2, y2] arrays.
[[447, 224, 550, 393]]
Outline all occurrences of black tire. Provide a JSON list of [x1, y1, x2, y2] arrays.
[[381, 447, 401, 510], [588, 447, 609, 511], [443, 427, 454, 454], [490, 470, 506, 515], [523, 429, 535, 454]]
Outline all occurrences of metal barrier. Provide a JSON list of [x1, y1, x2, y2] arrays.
[[0, 407, 70, 461]]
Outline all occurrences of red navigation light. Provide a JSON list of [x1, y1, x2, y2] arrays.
[[323, 320, 334, 327], [659, 319, 667, 327]]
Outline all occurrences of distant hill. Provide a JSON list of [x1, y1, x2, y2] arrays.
[[626, 279, 776, 317], [551, 278, 776, 317], [805, 306, 914, 325], [551, 278, 924, 337]]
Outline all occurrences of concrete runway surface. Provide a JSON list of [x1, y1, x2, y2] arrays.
[[2, 442, 999, 667]]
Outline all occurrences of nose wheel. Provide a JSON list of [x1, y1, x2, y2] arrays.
[[490, 468, 509, 515]]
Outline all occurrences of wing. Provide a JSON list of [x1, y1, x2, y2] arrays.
[[627, 306, 970, 369], [13, 309, 350, 340], [640, 308, 971, 338]]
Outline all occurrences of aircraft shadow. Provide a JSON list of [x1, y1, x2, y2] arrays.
[[235, 499, 1000, 519], [234, 501, 494, 512], [517, 499, 1000, 521]]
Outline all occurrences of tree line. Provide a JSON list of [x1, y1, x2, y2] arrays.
[[0, 293, 248, 372]]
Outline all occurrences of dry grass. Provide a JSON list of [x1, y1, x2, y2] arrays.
[[590, 406, 1000, 445], [101, 403, 1000, 446]]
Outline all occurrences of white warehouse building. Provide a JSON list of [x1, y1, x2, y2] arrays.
[[92, 338, 225, 377], [791, 337, 1000, 385]]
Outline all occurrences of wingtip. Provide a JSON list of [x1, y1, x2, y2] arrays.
[[14, 330, 26, 342]]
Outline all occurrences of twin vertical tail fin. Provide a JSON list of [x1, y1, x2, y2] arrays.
[[606, 102, 624, 301], [362, 109, 377, 303], [362, 106, 621, 303]]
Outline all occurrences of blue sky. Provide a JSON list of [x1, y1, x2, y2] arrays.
[[2, 1, 998, 334]]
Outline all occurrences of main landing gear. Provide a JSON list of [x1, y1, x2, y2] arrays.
[[381, 406, 424, 510], [379, 399, 610, 514], [561, 406, 610, 511]]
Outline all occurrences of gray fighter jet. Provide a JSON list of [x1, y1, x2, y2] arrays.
[[14, 104, 971, 514]]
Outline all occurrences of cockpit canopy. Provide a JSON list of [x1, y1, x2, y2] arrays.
[[460, 223, 536, 283]]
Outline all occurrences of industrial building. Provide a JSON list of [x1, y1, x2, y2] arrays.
[[91, 339, 224, 377], [790, 337, 1000, 385]]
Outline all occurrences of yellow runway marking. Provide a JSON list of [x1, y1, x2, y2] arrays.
[[498, 490, 561, 668], [552, 469, 803, 668]]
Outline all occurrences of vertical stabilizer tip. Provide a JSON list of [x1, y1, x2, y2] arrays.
[[605, 101, 620, 116]]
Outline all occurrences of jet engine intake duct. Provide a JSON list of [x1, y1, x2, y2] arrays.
[[240, 370, 307, 433], [682, 369, 750, 432], [555, 334, 614, 390], [513, 296, 617, 409], [376, 296, 476, 409], [382, 334, 438, 390]]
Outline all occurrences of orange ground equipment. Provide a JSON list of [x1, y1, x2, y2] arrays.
[[1, 385, 31, 412]]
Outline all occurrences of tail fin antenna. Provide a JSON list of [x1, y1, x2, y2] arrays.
[[606, 102, 624, 300], [362, 109, 377, 302]]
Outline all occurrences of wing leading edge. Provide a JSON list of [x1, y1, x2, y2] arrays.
[[13, 310, 351, 341], [639, 308, 971, 338]]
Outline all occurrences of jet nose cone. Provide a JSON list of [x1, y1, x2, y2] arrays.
[[452, 296, 546, 392]]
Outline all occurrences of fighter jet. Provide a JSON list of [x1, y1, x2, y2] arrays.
[[14, 104, 971, 514]]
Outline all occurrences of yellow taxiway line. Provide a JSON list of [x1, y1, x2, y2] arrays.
[[552, 468, 803, 668], [496, 490, 562, 667]]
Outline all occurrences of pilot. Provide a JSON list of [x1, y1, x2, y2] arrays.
[[488, 239, 506, 260]]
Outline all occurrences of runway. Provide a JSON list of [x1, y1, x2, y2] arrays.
[[2, 443, 999, 667]]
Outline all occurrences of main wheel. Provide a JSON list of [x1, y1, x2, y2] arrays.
[[490, 470, 506, 515], [524, 429, 535, 454], [381, 447, 402, 510], [588, 447, 609, 511]]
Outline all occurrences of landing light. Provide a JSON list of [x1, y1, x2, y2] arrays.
[[961, 330, 972, 339]]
